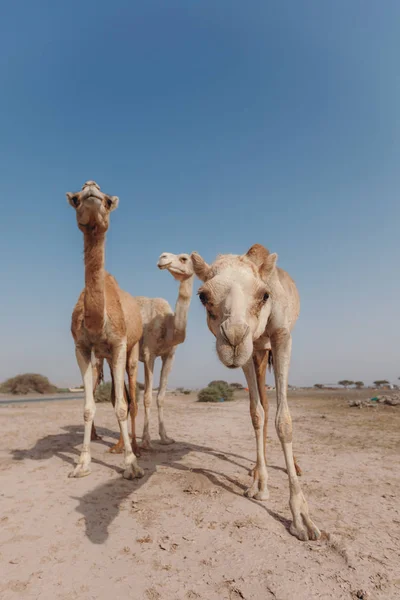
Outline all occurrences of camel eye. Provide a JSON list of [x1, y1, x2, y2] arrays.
[[262, 292, 269, 303], [199, 292, 207, 305]]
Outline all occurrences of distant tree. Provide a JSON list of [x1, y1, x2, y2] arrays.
[[338, 380, 354, 389], [354, 381, 364, 389], [314, 384, 324, 389], [373, 380, 389, 388]]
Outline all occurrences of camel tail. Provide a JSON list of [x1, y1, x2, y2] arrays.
[[268, 351, 273, 372]]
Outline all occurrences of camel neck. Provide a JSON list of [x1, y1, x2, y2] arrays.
[[173, 275, 194, 344], [83, 231, 106, 334]]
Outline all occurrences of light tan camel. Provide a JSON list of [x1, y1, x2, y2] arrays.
[[191, 244, 320, 541], [66, 180, 143, 480], [92, 252, 194, 451]]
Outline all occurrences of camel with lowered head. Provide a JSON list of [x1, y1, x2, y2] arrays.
[[66, 180, 143, 481], [92, 252, 194, 451], [191, 244, 320, 541]]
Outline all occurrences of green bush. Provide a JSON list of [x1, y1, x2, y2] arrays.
[[198, 381, 234, 403], [0, 373, 58, 395], [183, 389, 191, 395], [95, 381, 141, 403], [198, 386, 221, 403], [95, 381, 112, 402], [208, 380, 228, 388], [230, 382, 244, 390]]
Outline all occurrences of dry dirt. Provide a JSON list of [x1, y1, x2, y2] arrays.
[[0, 390, 399, 600]]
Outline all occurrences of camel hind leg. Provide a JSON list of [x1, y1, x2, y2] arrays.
[[111, 342, 143, 480], [91, 357, 104, 441], [157, 349, 175, 444]]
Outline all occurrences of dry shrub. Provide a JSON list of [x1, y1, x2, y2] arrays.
[[198, 382, 234, 402], [95, 381, 142, 403], [0, 373, 58, 395]]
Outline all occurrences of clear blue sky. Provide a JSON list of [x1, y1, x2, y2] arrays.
[[1, 1, 399, 388]]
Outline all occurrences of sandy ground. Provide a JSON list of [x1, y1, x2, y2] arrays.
[[0, 390, 399, 600]]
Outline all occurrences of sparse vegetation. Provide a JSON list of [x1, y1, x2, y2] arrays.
[[338, 380, 354, 389], [95, 381, 141, 403], [230, 382, 244, 390], [0, 373, 58, 395], [198, 381, 234, 402], [314, 384, 324, 389], [355, 381, 364, 389], [373, 380, 389, 388]]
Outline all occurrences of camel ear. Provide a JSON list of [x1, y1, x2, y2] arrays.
[[66, 192, 80, 208], [245, 244, 277, 281], [191, 252, 211, 281], [106, 195, 119, 211], [245, 243, 270, 267], [259, 253, 278, 282]]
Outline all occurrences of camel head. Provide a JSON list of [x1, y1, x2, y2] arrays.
[[157, 252, 194, 281], [191, 244, 277, 369], [66, 181, 119, 235]]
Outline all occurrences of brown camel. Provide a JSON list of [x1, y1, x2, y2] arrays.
[[66, 180, 143, 480]]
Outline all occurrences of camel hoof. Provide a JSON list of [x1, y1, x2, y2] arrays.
[[254, 490, 269, 501], [140, 440, 153, 451], [108, 444, 124, 454], [244, 486, 269, 501], [123, 466, 144, 480], [69, 465, 91, 478], [289, 520, 321, 542], [160, 437, 175, 445]]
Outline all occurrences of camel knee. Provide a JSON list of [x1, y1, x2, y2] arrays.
[[157, 394, 165, 408], [115, 404, 128, 422], [276, 412, 293, 443], [144, 394, 152, 408], [84, 407, 95, 422], [250, 406, 264, 431]]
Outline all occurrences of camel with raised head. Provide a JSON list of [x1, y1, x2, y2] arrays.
[[67, 180, 143, 480]]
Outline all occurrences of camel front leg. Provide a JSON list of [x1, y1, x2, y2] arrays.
[[250, 349, 302, 477], [141, 354, 155, 450], [271, 329, 320, 541], [242, 359, 269, 501], [69, 347, 96, 478], [112, 343, 143, 480], [157, 350, 175, 445]]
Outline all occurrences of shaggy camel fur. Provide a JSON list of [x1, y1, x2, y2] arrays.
[[92, 252, 194, 451], [191, 244, 320, 541], [67, 180, 143, 480]]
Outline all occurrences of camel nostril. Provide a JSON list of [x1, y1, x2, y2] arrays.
[[220, 320, 249, 348]]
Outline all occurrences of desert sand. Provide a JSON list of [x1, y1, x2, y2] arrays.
[[0, 390, 399, 600]]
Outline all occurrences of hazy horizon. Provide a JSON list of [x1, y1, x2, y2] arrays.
[[1, 1, 399, 390]]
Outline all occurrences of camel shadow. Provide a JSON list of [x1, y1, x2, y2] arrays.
[[10, 425, 292, 543]]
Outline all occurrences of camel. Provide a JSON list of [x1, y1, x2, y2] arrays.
[[66, 180, 143, 481], [92, 252, 194, 451], [191, 244, 320, 541]]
